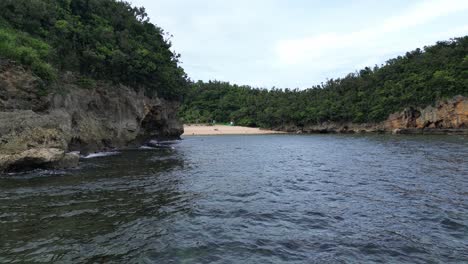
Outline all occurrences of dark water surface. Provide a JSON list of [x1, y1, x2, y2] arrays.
[[1, 135, 467, 263]]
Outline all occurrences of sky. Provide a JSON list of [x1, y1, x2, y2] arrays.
[[130, 0, 468, 89]]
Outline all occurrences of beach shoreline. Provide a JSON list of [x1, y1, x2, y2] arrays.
[[182, 125, 285, 136]]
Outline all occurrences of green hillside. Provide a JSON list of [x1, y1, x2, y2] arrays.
[[0, 0, 187, 99], [181, 37, 468, 127]]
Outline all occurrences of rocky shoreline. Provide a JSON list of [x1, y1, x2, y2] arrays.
[[1, 60, 466, 172], [274, 95, 468, 135], [0, 61, 183, 173]]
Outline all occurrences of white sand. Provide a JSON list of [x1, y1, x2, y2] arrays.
[[183, 125, 284, 136]]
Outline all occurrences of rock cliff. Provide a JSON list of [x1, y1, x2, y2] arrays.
[[277, 96, 468, 135], [385, 95, 468, 134], [0, 61, 183, 172]]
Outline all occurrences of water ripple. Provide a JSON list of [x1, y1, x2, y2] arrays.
[[0, 135, 467, 263]]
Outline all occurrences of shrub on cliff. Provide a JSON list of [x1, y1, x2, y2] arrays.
[[0, 28, 56, 81], [0, 0, 187, 99]]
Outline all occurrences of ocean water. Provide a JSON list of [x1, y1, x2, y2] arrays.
[[0, 135, 467, 263]]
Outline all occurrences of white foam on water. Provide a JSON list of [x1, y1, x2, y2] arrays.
[[149, 139, 179, 145], [139, 146, 157, 150], [82, 151, 120, 159]]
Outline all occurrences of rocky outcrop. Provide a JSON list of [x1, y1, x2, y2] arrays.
[[385, 95, 468, 134], [0, 148, 79, 172], [277, 96, 468, 135], [0, 61, 183, 172], [48, 81, 183, 153], [274, 120, 386, 134], [299, 122, 384, 134]]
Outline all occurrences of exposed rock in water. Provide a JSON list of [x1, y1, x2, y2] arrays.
[[0, 61, 183, 172], [0, 148, 79, 172]]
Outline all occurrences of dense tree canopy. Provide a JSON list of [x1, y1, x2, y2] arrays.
[[1, 1, 467, 121], [180, 37, 468, 128], [0, 0, 187, 99]]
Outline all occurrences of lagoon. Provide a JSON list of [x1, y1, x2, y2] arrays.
[[1, 134, 467, 263]]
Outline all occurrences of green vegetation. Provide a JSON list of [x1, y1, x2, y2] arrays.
[[0, 28, 56, 81], [0, 0, 187, 99], [181, 37, 468, 128], [1, 1, 466, 124]]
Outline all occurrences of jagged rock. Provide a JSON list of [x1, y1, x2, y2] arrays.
[[292, 96, 468, 135], [0, 148, 64, 171], [386, 107, 421, 128], [297, 122, 384, 134], [385, 96, 468, 130], [0, 61, 49, 112], [49, 152, 80, 169], [0, 60, 183, 173], [0, 110, 71, 154]]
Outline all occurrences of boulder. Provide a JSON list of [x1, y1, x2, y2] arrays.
[[0, 148, 64, 172], [49, 152, 80, 169]]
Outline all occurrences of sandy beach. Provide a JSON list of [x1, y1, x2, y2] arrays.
[[183, 125, 284, 136]]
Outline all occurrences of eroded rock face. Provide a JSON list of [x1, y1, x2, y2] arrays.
[[0, 148, 79, 172], [276, 96, 467, 135], [49, 82, 183, 153], [0, 60, 49, 112], [0, 110, 71, 154], [385, 96, 468, 130], [301, 122, 385, 134], [275, 122, 385, 134], [0, 61, 183, 172]]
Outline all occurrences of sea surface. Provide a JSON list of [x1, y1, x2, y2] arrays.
[[1, 135, 467, 263]]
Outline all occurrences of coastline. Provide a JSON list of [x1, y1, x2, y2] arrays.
[[183, 125, 285, 136], [183, 124, 468, 136]]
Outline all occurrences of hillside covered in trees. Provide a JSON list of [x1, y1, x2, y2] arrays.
[[181, 37, 468, 128], [1, 0, 466, 129], [0, 0, 187, 99]]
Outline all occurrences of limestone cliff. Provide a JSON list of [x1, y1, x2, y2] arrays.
[[385, 96, 468, 133], [0, 61, 183, 172], [277, 96, 468, 135]]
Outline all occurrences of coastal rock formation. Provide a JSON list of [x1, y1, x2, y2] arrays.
[[300, 122, 385, 134], [0, 148, 79, 172], [0, 61, 183, 172], [385, 95, 468, 134], [274, 121, 385, 134], [277, 96, 467, 135]]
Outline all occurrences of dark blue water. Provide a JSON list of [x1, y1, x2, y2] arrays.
[[1, 135, 467, 263]]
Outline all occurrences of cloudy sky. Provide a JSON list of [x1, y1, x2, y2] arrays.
[[130, 0, 468, 88]]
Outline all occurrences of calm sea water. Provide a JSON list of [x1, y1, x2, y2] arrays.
[[0, 135, 467, 263]]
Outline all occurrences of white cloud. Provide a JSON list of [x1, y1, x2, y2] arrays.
[[275, 0, 468, 66], [382, 0, 468, 32], [132, 0, 468, 88]]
